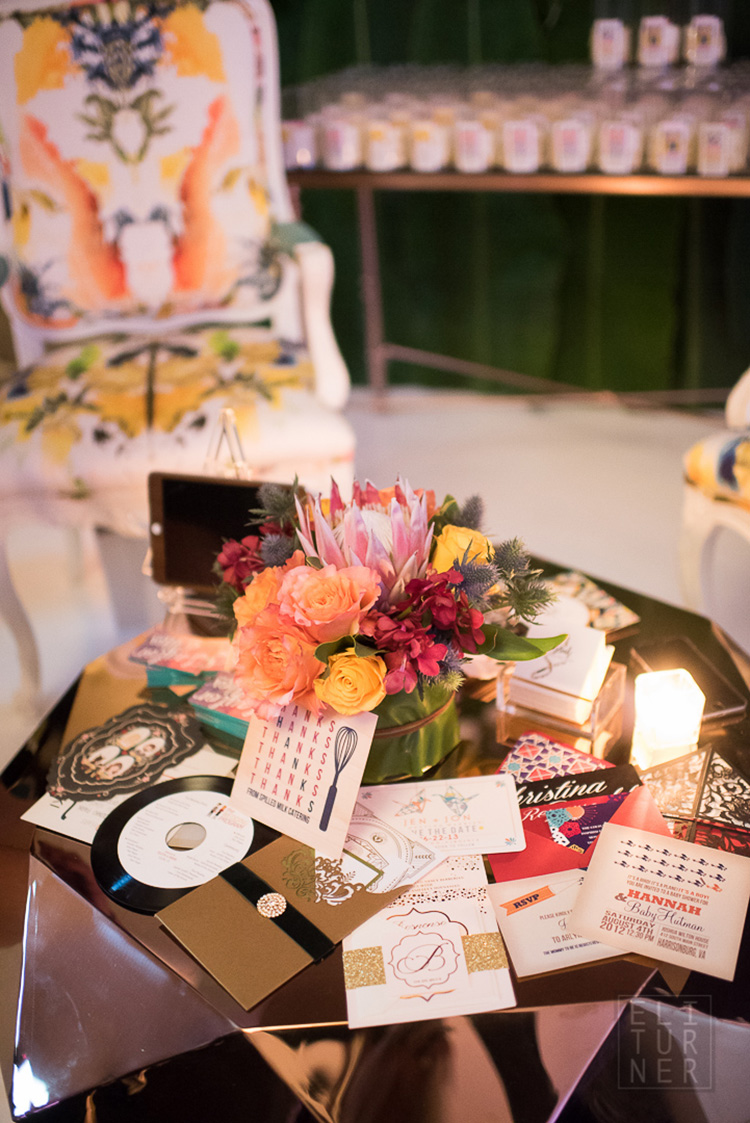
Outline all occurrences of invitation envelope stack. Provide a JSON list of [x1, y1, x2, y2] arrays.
[[21, 477, 750, 1028]]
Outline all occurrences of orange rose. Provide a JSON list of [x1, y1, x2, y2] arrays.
[[234, 609, 323, 711], [281, 549, 307, 572], [233, 565, 282, 630], [278, 563, 380, 643]]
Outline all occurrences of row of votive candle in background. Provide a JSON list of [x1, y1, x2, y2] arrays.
[[283, 93, 750, 176], [591, 14, 726, 70]]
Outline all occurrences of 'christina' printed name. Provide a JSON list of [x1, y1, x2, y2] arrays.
[[516, 777, 634, 807]]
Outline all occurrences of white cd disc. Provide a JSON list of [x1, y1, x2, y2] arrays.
[[117, 788, 255, 889]]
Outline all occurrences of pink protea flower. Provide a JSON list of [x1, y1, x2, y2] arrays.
[[295, 478, 434, 605]]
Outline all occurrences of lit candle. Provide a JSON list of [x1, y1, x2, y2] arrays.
[[631, 669, 705, 769]]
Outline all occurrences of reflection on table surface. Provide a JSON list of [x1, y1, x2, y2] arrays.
[[4, 564, 750, 1122]]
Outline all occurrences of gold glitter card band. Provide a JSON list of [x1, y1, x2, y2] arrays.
[[342, 856, 516, 1028]]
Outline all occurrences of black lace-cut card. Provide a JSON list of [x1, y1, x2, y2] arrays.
[[46, 703, 204, 802], [638, 749, 706, 822], [695, 749, 750, 831], [692, 821, 750, 858]]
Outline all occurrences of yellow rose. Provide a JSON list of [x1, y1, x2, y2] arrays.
[[314, 651, 387, 715], [432, 524, 493, 572]]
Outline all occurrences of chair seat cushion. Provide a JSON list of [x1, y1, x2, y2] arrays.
[[684, 430, 750, 510], [0, 323, 355, 534]]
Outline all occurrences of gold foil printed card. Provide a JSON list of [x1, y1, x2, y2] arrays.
[[342, 856, 516, 1028]]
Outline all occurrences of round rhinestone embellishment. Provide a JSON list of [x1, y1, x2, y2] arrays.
[[256, 892, 287, 919]]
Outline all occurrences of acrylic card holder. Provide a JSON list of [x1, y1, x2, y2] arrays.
[[497, 660, 627, 761]]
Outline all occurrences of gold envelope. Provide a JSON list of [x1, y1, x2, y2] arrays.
[[157, 835, 406, 1011]]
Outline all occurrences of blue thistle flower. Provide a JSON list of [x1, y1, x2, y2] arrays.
[[494, 538, 531, 576], [260, 534, 295, 567], [454, 495, 484, 530], [451, 558, 501, 605]]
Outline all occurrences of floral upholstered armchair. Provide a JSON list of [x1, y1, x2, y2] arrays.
[[681, 370, 750, 650], [0, 0, 355, 702]]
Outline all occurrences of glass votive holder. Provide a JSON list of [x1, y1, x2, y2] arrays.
[[591, 18, 633, 70], [648, 116, 693, 173], [550, 116, 593, 173], [697, 120, 731, 176], [721, 107, 749, 172], [281, 120, 317, 170], [638, 16, 681, 67], [631, 669, 706, 769], [409, 118, 450, 172], [597, 118, 643, 173], [683, 15, 726, 67], [501, 118, 543, 173], [320, 115, 362, 171], [453, 117, 494, 172], [364, 116, 407, 171]]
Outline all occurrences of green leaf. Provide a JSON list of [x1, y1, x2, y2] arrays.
[[314, 637, 349, 664], [210, 330, 241, 360], [66, 342, 100, 378], [314, 636, 380, 665], [372, 682, 453, 730], [429, 494, 460, 538], [475, 625, 566, 662]]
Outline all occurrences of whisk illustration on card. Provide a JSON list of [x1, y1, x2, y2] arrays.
[[320, 726, 359, 831]]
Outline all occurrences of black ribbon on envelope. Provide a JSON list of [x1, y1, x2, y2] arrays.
[[220, 863, 335, 962]]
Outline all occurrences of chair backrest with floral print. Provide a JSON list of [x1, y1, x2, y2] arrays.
[[0, 0, 295, 356]]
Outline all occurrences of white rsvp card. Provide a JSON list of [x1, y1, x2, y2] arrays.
[[488, 870, 621, 977], [569, 823, 750, 982], [358, 774, 526, 857], [230, 704, 377, 860], [343, 856, 516, 1028]]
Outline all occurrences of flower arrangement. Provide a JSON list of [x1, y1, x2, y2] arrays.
[[215, 478, 560, 780]]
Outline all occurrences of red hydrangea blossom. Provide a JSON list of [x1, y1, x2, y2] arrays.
[[259, 520, 293, 539], [359, 613, 448, 694], [217, 536, 264, 592], [357, 568, 488, 694], [402, 569, 485, 653]]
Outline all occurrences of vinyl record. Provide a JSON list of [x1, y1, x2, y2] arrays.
[[91, 775, 277, 914]]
